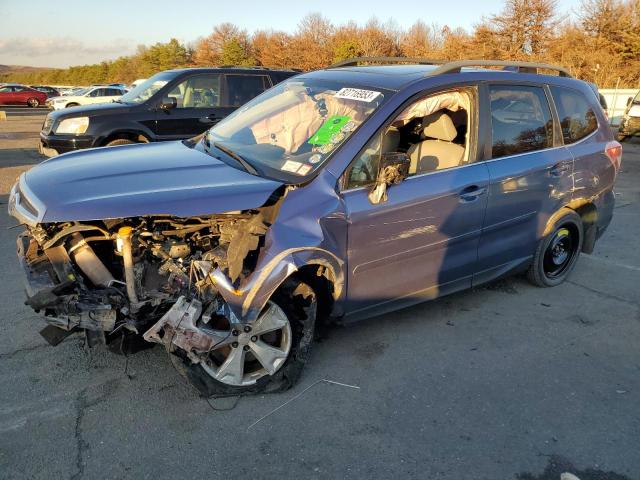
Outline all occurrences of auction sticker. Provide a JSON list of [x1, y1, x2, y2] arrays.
[[281, 160, 303, 173], [335, 88, 381, 103]]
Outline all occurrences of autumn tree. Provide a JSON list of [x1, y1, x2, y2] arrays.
[[291, 13, 334, 70], [490, 0, 560, 58], [252, 30, 294, 68]]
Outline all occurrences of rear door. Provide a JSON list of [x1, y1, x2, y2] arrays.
[[475, 83, 574, 283], [155, 73, 225, 139], [549, 86, 615, 204]]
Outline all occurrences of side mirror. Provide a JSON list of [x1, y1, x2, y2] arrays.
[[159, 96, 177, 111], [368, 152, 410, 205]]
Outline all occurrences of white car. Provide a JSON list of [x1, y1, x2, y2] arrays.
[[47, 86, 126, 110]]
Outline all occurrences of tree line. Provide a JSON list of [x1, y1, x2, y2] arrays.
[[3, 0, 639, 88]]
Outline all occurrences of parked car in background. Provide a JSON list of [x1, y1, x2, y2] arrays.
[[38, 67, 298, 156], [30, 85, 61, 98], [0, 84, 48, 107], [618, 90, 640, 141], [11, 59, 621, 396], [60, 87, 85, 96], [46, 86, 126, 110]]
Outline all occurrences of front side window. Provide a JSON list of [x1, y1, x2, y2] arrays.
[[226, 75, 270, 106], [205, 78, 389, 181], [0, 87, 12, 93], [550, 86, 598, 144], [345, 89, 473, 189], [118, 71, 178, 104], [490, 85, 553, 158], [167, 75, 221, 108], [87, 88, 100, 97]]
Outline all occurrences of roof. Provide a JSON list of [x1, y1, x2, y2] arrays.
[[299, 61, 580, 92]]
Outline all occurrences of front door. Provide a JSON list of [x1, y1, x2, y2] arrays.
[[341, 86, 488, 317], [155, 74, 229, 140], [475, 84, 574, 283]]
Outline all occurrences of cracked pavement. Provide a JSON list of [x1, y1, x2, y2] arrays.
[[0, 109, 639, 479]]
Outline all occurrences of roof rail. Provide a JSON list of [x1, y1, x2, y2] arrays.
[[427, 59, 572, 77], [328, 57, 447, 68]]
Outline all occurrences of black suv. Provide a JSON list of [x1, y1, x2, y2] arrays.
[[38, 67, 298, 157]]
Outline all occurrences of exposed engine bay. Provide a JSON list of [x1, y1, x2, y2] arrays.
[[16, 199, 315, 391]]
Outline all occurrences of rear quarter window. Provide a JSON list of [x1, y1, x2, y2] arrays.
[[489, 85, 554, 158], [550, 86, 598, 144]]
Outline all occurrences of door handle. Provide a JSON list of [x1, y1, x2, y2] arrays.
[[550, 162, 571, 177], [459, 185, 487, 203], [199, 114, 220, 124]]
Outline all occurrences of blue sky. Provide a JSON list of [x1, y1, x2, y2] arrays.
[[0, 0, 581, 68]]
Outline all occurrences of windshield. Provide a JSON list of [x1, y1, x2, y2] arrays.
[[205, 78, 389, 181], [73, 88, 90, 96], [119, 72, 178, 104]]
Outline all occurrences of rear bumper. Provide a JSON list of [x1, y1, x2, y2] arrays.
[[595, 190, 615, 241], [39, 132, 95, 156]]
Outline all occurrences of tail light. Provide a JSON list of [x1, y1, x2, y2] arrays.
[[605, 141, 622, 170]]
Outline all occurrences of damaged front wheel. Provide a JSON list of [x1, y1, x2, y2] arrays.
[[179, 279, 317, 397]]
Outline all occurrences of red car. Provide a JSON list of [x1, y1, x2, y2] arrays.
[[0, 84, 48, 107]]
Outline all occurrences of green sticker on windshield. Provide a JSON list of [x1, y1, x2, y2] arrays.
[[308, 115, 351, 145]]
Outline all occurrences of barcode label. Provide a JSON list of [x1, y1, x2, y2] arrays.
[[335, 88, 381, 103]]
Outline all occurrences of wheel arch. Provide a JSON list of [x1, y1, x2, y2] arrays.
[[100, 129, 151, 146], [211, 247, 345, 324]]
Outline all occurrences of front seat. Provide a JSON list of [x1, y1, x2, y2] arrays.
[[407, 111, 465, 174]]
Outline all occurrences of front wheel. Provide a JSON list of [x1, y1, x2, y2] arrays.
[[27, 98, 40, 108], [65, 103, 79, 108], [527, 209, 583, 287], [178, 279, 317, 397], [105, 138, 135, 147]]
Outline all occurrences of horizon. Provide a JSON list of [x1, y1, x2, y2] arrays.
[[0, 0, 580, 68]]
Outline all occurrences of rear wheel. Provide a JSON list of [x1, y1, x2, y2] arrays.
[[527, 209, 583, 287], [105, 138, 135, 147], [27, 98, 40, 108], [177, 279, 317, 397]]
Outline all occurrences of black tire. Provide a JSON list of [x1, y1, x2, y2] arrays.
[[105, 138, 135, 147], [27, 98, 39, 108], [65, 103, 79, 108], [527, 208, 583, 287], [179, 278, 317, 397]]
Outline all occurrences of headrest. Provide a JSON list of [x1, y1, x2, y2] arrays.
[[422, 111, 457, 142]]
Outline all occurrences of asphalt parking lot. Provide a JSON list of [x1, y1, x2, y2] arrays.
[[0, 108, 639, 480]]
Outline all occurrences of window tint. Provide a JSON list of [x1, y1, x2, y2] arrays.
[[226, 75, 270, 106], [87, 89, 99, 97], [490, 85, 553, 158], [106, 88, 122, 96], [550, 86, 598, 144], [167, 74, 221, 108], [14, 86, 25, 92]]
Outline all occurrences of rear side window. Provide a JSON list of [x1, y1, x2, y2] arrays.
[[490, 85, 553, 158], [226, 75, 270, 106], [550, 86, 598, 144]]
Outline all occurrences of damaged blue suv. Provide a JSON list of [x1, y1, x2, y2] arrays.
[[9, 58, 622, 396]]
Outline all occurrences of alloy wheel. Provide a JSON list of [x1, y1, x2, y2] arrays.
[[201, 301, 292, 387]]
